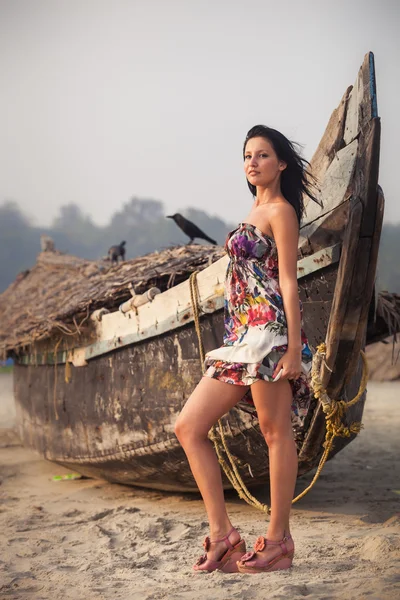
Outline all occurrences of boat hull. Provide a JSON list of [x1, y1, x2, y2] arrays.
[[13, 265, 362, 492]]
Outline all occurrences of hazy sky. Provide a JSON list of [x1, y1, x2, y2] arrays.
[[1, 0, 399, 227]]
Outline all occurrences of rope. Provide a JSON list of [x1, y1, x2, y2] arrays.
[[291, 342, 367, 502], [188, 271, 368, 512]]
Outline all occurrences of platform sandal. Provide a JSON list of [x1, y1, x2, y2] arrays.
[[236, 530, 294, 574], [193, 526, 246, 573]]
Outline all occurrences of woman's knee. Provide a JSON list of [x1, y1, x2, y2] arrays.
[[258, 419, 273, 443], [174, 414, 207, 445], [259, 421, 293, 446]]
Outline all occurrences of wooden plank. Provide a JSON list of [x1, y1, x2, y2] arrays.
[[302, 300, 333, 349], [327, 237, 372, 398], [299, 140, 358, 255], [318, 116, 380, 396], [369, 52, 378, 119], [300, 222, 364, 461], [298, 217, 366, 463], [342, 186, 384, 388], [343, 52, 377, 145], [299, 200, 350, 256], [303, 86, 351, 221], [355, 118, 381, 237], [343, 64, 364, 145], [325, 116, 381, 396], [319, 198, 363, 387], [360, 52, 378, 127]]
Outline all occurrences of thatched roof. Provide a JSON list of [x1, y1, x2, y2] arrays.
[[0, 245, 224, 357]]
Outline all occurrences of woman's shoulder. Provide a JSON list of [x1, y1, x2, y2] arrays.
[[270, 198, 296, 214], [254, 200, 295, 232], [268, 200, 297, 225], [269, 201, 299, 243]]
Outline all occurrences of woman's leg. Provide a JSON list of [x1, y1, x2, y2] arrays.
[[174, 376, 249, 561], [250, 378, 297, 554]]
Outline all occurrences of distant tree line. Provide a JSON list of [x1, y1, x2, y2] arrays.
[[0, 198, 398, 294], [0, 199, 235, 293]]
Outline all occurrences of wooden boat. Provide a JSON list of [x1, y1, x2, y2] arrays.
[[1, 52, 383, 492]]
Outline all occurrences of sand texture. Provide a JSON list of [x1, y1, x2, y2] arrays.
[[0, 373, 399, 600]]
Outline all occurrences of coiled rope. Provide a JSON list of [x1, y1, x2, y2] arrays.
[[189, 271, 368, 513]]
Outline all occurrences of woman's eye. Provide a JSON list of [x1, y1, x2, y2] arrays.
[[244, 154, 251, 160]]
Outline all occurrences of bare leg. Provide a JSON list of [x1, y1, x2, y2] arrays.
[[174, 376, 249, 561], [249, 378, 297, 559]]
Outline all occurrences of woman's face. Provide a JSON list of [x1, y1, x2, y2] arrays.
[[244, 136, 286, 188]]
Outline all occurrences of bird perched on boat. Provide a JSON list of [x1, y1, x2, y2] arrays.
[[167, 213, 217, 245], [108, 241, 126, 264]]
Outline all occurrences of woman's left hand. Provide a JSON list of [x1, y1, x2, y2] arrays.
[[272, 348, 302, 381]]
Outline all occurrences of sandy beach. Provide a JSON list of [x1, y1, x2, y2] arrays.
[[0, 372, 399, 600]]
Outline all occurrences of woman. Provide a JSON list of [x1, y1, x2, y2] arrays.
[[174, 125, 320, 574]]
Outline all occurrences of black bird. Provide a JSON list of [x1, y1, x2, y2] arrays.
[[167, 213, 217, 245], [108, 240, 126, 264]]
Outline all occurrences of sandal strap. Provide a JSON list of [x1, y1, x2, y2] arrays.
[[207, 525, 236, 549], [254, 531, 292, 554], [268, 531, 292, 555]]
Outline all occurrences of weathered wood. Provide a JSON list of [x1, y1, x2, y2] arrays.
[[355, 118, 381, 237], [342, 187, 385, 388], [300, 139, 358, 233], [320, 198, 363, 386], [301, 52, 378, 253], [299, 200, 350, 256], [344, 52, 378, 145], [303, 85, 351, 218], [298, 196, 363, 465], [294, 54, 381, 471], [325, 120, 382, 398], [299, 267, 337, 347], [343, 63, 364, 145], [327, 237, 372, 399]]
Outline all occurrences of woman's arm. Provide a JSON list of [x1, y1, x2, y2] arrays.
[[266, 203, 302, 378], [270, 203, 302, 348]]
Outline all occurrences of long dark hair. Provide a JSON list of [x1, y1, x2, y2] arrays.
[[243, 125, 322, 225]]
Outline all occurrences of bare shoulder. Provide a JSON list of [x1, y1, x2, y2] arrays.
[[269, 201, 299, 240]]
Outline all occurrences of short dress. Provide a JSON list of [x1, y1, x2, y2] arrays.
[[203, 222, 314, 442]]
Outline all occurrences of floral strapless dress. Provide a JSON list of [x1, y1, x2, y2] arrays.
[[203, 222, 314, 442]]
